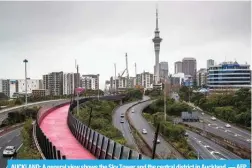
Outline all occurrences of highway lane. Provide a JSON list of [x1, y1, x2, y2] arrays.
[[0, 127, 22, 168], [187, 102, 251, 140], [112, 101, 139, 148], [112, 96, 149, 148], [186, 130, 240, 160], [127, 99, 184, 159]]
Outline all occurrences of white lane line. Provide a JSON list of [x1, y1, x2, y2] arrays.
[[7, 140, 11, 143], [0, 147, 2, 150]]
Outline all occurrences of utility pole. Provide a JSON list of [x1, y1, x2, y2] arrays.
[[23, 59, 28, 106], [135, 63, 137, 85], [164, 76, 166, 121], [75, 60, 80, 116], [152, 123, 160, 159], [114, 63, 117, 94], [97, 74, 100, 101]]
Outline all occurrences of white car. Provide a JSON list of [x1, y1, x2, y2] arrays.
[[3, 146, 16, 157], [225, 124, 231, 128], [211, 117, 216, 120], [120, 113, 124, 117], [131, 108, 135, 113], [201, 112, 204, 115], [153, 138, 161, 144], [142, 129, 147, 134], [120, 119, 124, 123]]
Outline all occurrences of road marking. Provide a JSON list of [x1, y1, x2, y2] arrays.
[[7, 140, 11, 143]]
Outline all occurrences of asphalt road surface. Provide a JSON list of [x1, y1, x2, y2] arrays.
[[0, 127, 22, 168], [127, 98, 184, 159], [186, 130, 241, 159], [187, 102, 251, 140], [112, 96, 149, 148], [0, 99, 70, 125]]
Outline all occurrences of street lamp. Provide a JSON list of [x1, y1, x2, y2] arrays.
[[23, 59, 28, 106]]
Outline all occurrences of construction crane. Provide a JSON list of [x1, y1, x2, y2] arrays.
[[118, 53, 130, 88]]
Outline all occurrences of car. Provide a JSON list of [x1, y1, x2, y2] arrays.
[[3, 146, 16, 157], [131, 108, 135, 113], [120, 119, 124, 123], [211, 117, 216, 120], [184, 132, 189, 137], [225, 124, 231, 128], [142, 129, 147, 134], [153, 138, 161, 144], [120, 113, 124, 117], [201, 112, 204, 115]]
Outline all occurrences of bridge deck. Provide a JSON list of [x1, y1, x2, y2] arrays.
[[40, 104, 95, 159]]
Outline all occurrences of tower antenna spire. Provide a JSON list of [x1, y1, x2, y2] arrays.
[[156, 4, 159, 30]]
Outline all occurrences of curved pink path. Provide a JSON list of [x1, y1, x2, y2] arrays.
[[40, 104, 95, 159]]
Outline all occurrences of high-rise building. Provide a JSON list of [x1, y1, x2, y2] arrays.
[[0, 79, 10, 97], [81, 74, 99, 90], [74, 73, 80, 88], [63, 73, 75, 95], [208, 61, 251, 91], [16, 79, 40, 94], [43, 75, 49, 90], [174, 61, 183, 74], [196, 68, 207, 87], [182, 57, 197, 79], [9, 80, 18, 98], [44, 71, 63, 96], [136, 72, 154, 89], [152, 8, 162, 84], [207, 59, 215, 69], [110, 77, 119, 92], [159, 62, 168, 79]]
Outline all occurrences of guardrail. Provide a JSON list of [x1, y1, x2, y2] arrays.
[[67, 97, 149, 159], [34, 101, 70, 159]]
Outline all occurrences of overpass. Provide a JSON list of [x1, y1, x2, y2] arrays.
[[34, 95, 148, 159]]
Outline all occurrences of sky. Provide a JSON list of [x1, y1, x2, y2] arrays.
[[0, 1, 251, 89]]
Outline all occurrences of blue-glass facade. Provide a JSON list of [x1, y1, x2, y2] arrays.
[[207, 62, 251, 90]]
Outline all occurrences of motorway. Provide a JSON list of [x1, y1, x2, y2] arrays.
[[0, 99, 70, 125], [112, 96, 150, 148], [127, 98, 184, 159], [186, 130, 240, 159], [182, 103, 251, 149], [0, 127, 22, 168]]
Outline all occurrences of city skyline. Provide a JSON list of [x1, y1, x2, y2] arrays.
[[0, 1, 250, 89]]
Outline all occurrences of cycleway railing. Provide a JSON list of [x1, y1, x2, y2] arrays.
[[67, 97, 149, 159], [34, 100, 70, 159]]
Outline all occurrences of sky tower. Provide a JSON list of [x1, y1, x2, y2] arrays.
[[152, 6, 162, 84]]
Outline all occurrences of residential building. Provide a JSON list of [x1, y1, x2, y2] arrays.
[[136, 72, 154, 89], [197, 68, 207, 87], [81, 74, 99, 90], [9, 80, 18, 98], [159, 62, 169, 79], [44, 71, 64, 96], [174, 61, 183, 74], [43, 74, 49, 90], [182, 57, 197, 78], [16, 79, 40, 94], [32, 89, 50, 97], [0, 79, 10, 97], [63, 73, 75, 95], [207, 61, 251, 91], [207, 59, 215, 69], [104, 80, 110, 92], [74, 73, 80, 88]]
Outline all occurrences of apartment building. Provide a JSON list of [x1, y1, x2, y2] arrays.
[[81, 74, 99, 90], [136, 72, 154, 89], [63, 73, 75, 95], [32, 89, 50, 97], [0, 79, 10, 97], [16, 79, 40, 94], [197, 68, 208, 87]]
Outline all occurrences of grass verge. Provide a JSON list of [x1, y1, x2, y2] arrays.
[[17, 119, 41, 159]]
